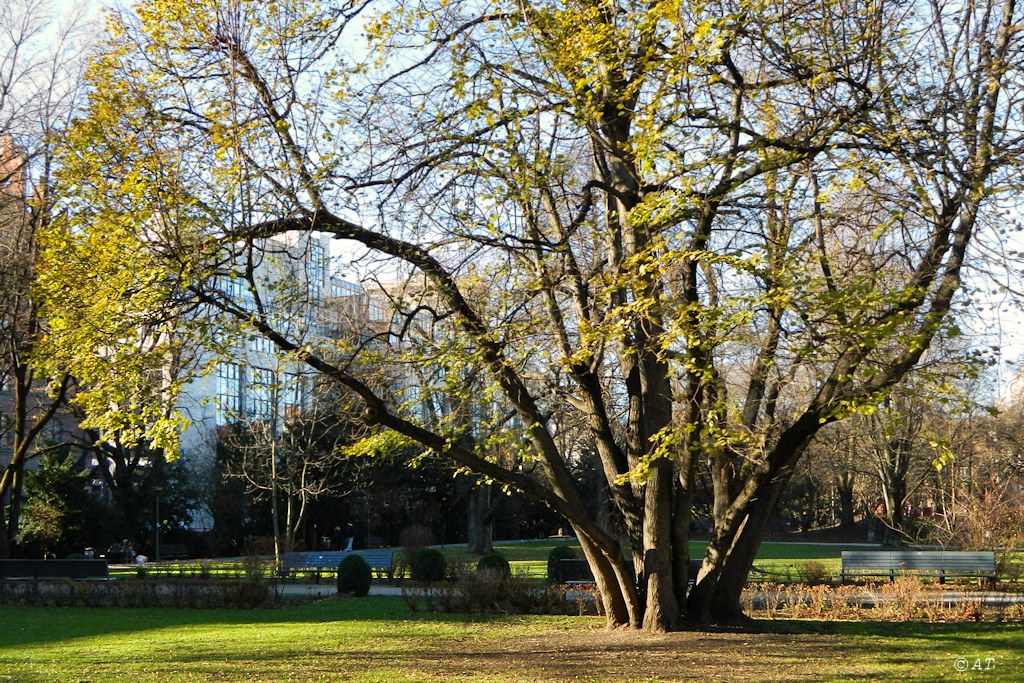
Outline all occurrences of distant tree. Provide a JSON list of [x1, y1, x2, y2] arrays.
[[215, 382, 369, 563], [921, 378, 1024, 568], [800, 424, 864, 530], [0, 0, 91, 557], [20, 448, 107, 558]]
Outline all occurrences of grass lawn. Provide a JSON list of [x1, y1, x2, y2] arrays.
[[501, 540, 1021, 585], [492, 540, 859, 582], [112, 540, 1020, 587], [0, 597, 1020, 682]]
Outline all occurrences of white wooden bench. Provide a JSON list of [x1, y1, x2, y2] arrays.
[[840, 550, 996, 586]]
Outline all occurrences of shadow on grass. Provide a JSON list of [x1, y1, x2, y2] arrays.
[[2, 594, 1020, 643], [0, 595, 437, 647]]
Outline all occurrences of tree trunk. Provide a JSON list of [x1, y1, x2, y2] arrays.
[[880, 463, 908, 537], [0, 507, 9, 559], [710, 479, 790, 624], [690, 416, 818, 626], [7, 467, 24, 555], [641, 458, 680, 631], [836, 472, 856, 528], [574, 525, 641, 629], [688, 475, 790, 626], [671, 457, 696, 617], [466, 483, 493, 555]]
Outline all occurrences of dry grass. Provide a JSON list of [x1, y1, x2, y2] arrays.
[[743, 576, 1024, 623]]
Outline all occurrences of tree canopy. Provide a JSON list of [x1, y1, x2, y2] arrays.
[[38, 0, 1024, 629]]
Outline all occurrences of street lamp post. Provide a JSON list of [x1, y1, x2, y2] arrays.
[[153, 486, 163, 562]]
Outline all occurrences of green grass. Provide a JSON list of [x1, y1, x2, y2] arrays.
[[109, 562, 267, 580], [493, 540, 854, 582], [0, 598, 1020, 682]]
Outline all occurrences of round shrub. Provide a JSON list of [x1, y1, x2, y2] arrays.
[[476, 552, 511, 580], [412, 548, 447, 582], [337, 554, 372, 597], [546, 544, 577, 583]]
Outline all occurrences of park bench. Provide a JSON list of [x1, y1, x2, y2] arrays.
[[556, 559, 594, 584], [280, 550, 395, 583], [556, 558, 703, 584], [355, 550, 396, 580], [0, 559, 109, 580], [840, 550, 997, 587], [158, 544, 190, 560]]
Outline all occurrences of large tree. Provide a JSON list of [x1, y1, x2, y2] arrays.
[[40, 0, 1024, 629]]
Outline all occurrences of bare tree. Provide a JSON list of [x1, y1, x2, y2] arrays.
[[216, 375, 366, 564]]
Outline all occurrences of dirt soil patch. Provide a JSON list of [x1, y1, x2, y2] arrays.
[[327, 621, 1020, 682]]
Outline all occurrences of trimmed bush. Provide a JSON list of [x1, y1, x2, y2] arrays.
[[412, 548, 447, 582], [476, 552, 511, 580], [337, 555, 372, 597], [546, 544, 577, 583], [799, 560, 828, 586]]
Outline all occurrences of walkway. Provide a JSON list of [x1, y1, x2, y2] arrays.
[[277, 582, 402, 599]]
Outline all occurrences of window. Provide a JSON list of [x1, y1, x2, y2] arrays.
[[330, 277, 360, 299], [307, 241, 325, 301], [219, 273, 254, 311], [248, 367, 275, 419], [216, 363, 242, 421], [251, 335, 276, 355], [368, 298, 385, 322]]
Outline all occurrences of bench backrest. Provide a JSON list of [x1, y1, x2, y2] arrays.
[[281, 552, 349, 569], [353, 550, 394, 569], [841, 551, 995, 572], [0, 559, 109, 579], [159, 544, 189, 559], [556, 559, 593, 583], [281, 550, 395, 570]]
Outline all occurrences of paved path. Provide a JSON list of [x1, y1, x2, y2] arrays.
[[277, 582, 403, 599]]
